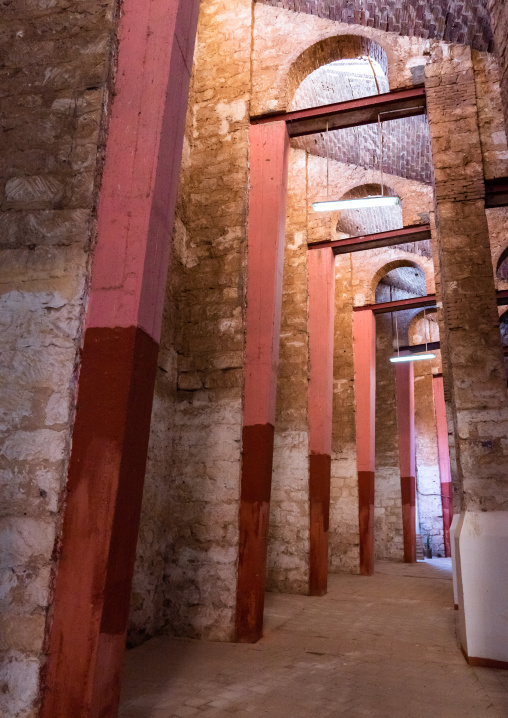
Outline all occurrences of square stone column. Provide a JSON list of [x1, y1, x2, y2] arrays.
[[426, 45, 508, 668]]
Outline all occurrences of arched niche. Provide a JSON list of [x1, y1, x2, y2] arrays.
[[408, 309, 439, 346], [373, 259, 428, 304], [335, 183, 402, 238], [286, 35, 389, 110]]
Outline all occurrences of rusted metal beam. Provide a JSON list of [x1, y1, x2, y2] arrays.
[[398, 342, 441, 353], [251, 86, 427, 138], [308, 224, 431, 255], [485, 177, 508, 208], [497, 289, 508, 305], [354, 295, 437, 315]]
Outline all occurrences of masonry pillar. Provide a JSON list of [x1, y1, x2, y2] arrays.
[[308, 248, 335, 596], [353, 310, 376, 576], [433, 374, 453, 558], [394, 358, 416, 563], [235, 121, 289, 642], [39, 2, 200, 715], [426, 46, 508, 668]]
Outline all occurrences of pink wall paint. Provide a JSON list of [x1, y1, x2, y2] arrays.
[[243, 121, 290, 427], [433, 374, 453, 557], [395, 359, 416, 478], [433, 374, 452, 486], [308, 248, 336, 456], [86, 0, 200, 342], [353, 311, 376, 472]]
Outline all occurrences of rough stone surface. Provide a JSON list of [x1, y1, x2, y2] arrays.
[[0, 2, 116, 715], [4, 2, 508, 714], [488, 0, 508, 141], [426, 43, 508, 512], [128, 0, 251, 644]]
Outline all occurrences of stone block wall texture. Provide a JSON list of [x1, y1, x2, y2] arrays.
[[268, 148, 310, 594], [0, 2, 117, 715], [3, 1, 508, 714], [488, 0, 508, 142], [128, 0, 252, 644], [426, 43, 508, 512]]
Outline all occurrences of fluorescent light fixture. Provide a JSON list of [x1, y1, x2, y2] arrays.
[[390, 353, 436, 363], [312, 196, 400, 212]]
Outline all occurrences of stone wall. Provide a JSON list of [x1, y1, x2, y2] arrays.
[[0, 2, 116, 715], [426, 43, 508, 513], [268, 149, 310, 594], [128, 0, 252, 643], [487, 0, 508, 141]]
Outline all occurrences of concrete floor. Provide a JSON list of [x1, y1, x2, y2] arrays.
[[120, 560, 508, 717]]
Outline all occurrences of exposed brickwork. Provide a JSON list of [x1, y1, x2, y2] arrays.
[[0, 3, 116, 715], [268, 149, 310, 594], [487, 0, 508, 141], [290, 61, 432, 184], [426, 44, 508, 511], [252, 5, 432, 116], [257, 0, 493, 51]]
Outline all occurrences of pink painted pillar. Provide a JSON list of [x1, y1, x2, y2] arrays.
[[40, 2, 200, 716], [395, 358, 417, 563], [353, 310, 376, 576], [308, 247, 335, 596], [235, 121, 289, 643], [433, 374, 453, 557]]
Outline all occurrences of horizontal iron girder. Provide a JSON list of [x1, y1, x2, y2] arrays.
[[251, 86, 427, 138], [308, 224, 431, 255]]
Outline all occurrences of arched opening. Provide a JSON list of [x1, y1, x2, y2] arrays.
[[336, 183, 402, 238], [288, 37, 432, 185]]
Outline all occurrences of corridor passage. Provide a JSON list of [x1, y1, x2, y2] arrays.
[[120, 561, 508, 717]]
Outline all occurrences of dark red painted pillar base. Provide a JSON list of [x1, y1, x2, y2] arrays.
[[358, 470, 375, 576], [401, 475, 416, 563], [235, 424, 274, 643], [40, 327, 159, 717], [309, 453, 331, 596]]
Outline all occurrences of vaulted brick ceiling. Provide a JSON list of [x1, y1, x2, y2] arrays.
[[256, 0, 493, 52], [291, 60, 432, 183]]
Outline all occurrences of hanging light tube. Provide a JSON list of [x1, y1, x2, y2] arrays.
[[390, 353, 436, 363], [313, 195, 400, 212]]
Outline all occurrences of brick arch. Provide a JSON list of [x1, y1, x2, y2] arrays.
[[371, 258, 428, 301], [286, 34, 388, 110], [408, 308, 439, 346], [336, 183, 401, 237]]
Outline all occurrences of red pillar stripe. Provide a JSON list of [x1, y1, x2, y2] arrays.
[[40, 2, 200, 716], [235, 121, 289, 643], [395, 359, 417, 563], [433, 374, 453, 557], [353, 310, 376, 576], [308, 247, 335, 596]]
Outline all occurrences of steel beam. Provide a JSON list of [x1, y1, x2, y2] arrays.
[[397, 342, 441, 353], [308, 224, 431, 255], [354, 295, 437, 315], [485, 177, 508, 208], [251, 86, 427, 138]]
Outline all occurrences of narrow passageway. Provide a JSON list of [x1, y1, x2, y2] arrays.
[[119, 561, 508, 717]]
